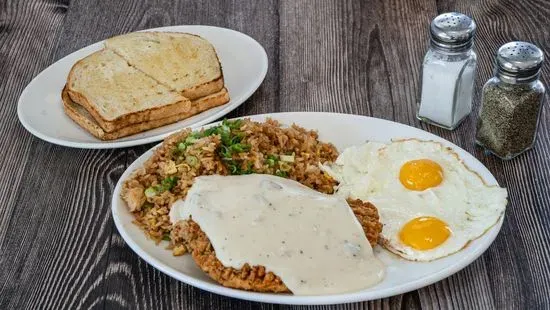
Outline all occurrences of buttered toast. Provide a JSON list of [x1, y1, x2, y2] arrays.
[[66, 49, 192, 132], [64, 31, 229, 139], [62, 86, 229, 140], [105, 32, 224, 100]]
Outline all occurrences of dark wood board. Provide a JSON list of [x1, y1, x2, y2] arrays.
[[0, 0, 549, 309]]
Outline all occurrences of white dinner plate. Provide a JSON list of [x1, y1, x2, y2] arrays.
[[17, 25, 268, 149], [112, 112, 505, 305]]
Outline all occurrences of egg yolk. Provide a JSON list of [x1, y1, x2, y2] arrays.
[[399, 159, 443, 191], [399, 216, 451, 250]]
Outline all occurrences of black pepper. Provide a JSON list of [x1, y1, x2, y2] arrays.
[[476, 41, 546, 159], [476, 82, 544, 158]]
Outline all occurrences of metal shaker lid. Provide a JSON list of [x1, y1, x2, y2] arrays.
[[496, 42, 544, 82], [430, 12, 476, 51]]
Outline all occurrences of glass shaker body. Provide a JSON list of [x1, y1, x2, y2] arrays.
[[476, 77, 545, 159], [417, 47, 477, 130]]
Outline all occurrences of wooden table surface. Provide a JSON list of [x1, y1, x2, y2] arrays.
[[1, 0, 549, 309]]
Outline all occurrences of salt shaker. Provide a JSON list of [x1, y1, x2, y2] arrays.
[[476, 42, 545, 160], [417, 13, 477, 130]]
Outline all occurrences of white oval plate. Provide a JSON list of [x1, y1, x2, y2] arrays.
[[112, 112, 505, 305], [17, 25, 268, 149]]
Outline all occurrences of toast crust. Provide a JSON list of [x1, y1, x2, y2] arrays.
[[181, 77, 224, 100], [66, 86, 192, 133], [62, 86, 230, 140]]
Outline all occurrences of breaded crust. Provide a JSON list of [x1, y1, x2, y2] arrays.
[[172, 199, 382, 293], [174, 220, 290, 293], [347, 199, 383, 246]]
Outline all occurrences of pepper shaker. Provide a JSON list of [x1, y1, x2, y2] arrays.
[[417, 12, 477, 130], [476, 42, 545, 160]]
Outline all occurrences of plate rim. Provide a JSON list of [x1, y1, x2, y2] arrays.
[[111, 112, 505, 305], [17, 25, 269, 149]]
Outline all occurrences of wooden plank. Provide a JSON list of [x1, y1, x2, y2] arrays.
[[424, 0, 550, 309], [279, 0, 550, 309], [0, 1, 82, 309], [279, 0, 431, 308], [0, 0, 549, 309], [279, 0, 431, 123]]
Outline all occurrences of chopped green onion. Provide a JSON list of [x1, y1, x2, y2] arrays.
[[161, 176, 179, 191], [265, 154, 279, 167], [144, 187, 158, 198], [220, 131, 231, 145], [220, 145, 232, 159], [275, 170, 288, 178], [190, 119, 252, 174], [185, 136, 198, 144], [220, 124, 231, 134], [145, 176, 179, 198], [230, 135, 242, 144], [227, 162, 239, 174], [185, 155, 199, 167], [174, 132, 206, 154], [279, 162, 292, 172], [225, 160, 255, 175], [242, 162, 254, 174], [162, 234, 171, 241], [202, 127, 217, 136], [222, 118, 243, 129], [229, 143, 250, 153], [177, 142, 187, 151]]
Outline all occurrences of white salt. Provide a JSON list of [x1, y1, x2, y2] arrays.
[[418, 56, 476, 129]]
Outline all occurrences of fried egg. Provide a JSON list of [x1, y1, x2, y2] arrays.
[[321, 139, 508, 261]]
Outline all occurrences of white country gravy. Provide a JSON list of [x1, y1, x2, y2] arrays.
[[169, 174, 384, 295]]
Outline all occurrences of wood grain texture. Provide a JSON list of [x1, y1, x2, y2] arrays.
[[0, 0, 549, 309]]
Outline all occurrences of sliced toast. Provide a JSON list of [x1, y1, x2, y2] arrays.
[[105, 32, 224, 100], [62, 86, 230, 140], [66, 49, 194, 132]]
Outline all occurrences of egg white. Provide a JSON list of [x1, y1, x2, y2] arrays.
[[322, 139, 508, 261]]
